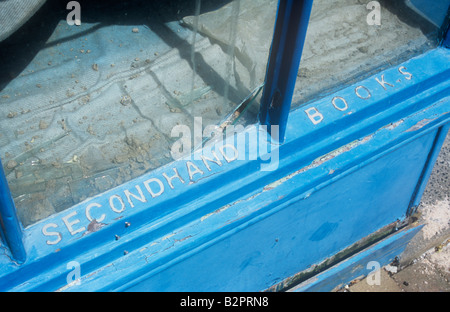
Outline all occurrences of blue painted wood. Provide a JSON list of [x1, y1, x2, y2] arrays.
[[0, 159, 26, 263], [259, 0, 313, 142], [120, 129, 440, 291], [408, 123, 450, 215], [444, 23, 450, 48], [406, 0, 450, 28], [0, 47, 448, 292], [289, 225, 424, 292]]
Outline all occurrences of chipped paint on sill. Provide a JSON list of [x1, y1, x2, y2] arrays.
[[162, 233, 176, 241], [405, 118, 437, 132], [263, 134, 374, 192], [200, 191, 263, 222], [56, 262, 115, 292], [174, 235, 192, 243], [384, 119, 404, 130]]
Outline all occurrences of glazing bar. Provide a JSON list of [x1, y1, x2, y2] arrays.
[[259, 0, 313, 142], [0, 159, 26, 263]]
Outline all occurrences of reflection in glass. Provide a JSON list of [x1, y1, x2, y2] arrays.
[[0, 0, 277, 227], [0, 0, 445, 227]]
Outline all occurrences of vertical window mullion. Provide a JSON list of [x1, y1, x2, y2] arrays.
[[0, 159, 26, 263], [259, 0, 313, 142]]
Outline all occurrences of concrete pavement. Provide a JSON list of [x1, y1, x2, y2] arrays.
[[345, 238, 450, 292]]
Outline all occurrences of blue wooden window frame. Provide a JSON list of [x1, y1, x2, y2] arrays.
[[0, 159, 26, 263], [0, 0, 315, 264], [0, 0, 449, 289]]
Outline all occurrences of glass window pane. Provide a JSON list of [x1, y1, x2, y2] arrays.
[[0, 0, 277, 227], [2, 0, 445, 229], [292, 0, 444, 107]]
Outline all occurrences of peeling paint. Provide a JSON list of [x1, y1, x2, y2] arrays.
[[405, 118, 436, 132], [162, 233, 175, 241], [174, 235, 192, 243], [87, 219, 106, 233], [384, 119, 404, 130], [81, 219, 107, 237], [200, 192, 263, 222], [56, 263, 114, 292], [264, 134, 374, 192]]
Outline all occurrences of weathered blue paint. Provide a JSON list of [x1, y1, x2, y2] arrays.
[[288, 225, 424, 292], [120, 125, 444, 292], [0, 159, 26, 263], [444, 23, 450, 48], [406, 0, 450, 28], [259, 0, 313, 142], [408, 123, 450, 216], [0, 45, 449, 291]]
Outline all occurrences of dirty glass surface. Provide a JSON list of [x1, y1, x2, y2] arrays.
[[0, 0, 445, 228], [292, 0, 444, 107], [0, 0, 277, 227]]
